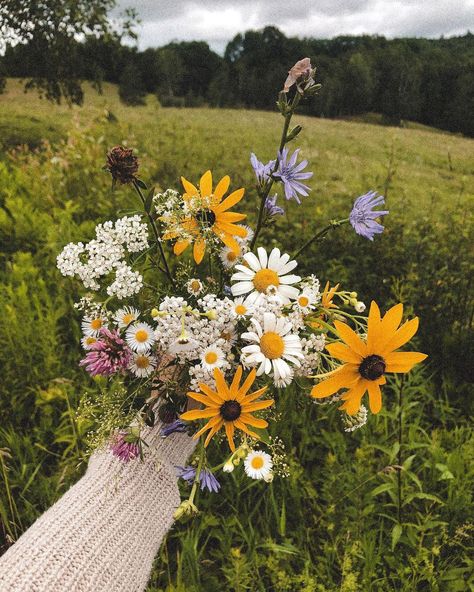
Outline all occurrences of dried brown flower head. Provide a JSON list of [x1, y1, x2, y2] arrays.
[[105, 146, 139, 184]]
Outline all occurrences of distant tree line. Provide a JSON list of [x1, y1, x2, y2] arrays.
[[2, 26, 473, 136]]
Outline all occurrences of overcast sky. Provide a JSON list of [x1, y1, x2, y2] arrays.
[[113, 0, 474, 53]]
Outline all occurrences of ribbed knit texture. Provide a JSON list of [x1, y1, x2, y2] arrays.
[[0, 421, 196, 592]]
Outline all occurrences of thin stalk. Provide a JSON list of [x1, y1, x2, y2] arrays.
[[250, 93, 301, 251], [292, 218, 349, 260], [397, 374, 405, 524], [188, 443, 205, 506], [132, 181, 174, 285]]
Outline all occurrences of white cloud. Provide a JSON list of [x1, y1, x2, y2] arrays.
[[113, 0, 474, 53]]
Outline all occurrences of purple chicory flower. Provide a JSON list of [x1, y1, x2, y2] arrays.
[[264, 194, 284, 217], [176, 466, 221, 493], [250, 153, 276, 184], [161, 419, 187, 437], [79, 327, 131, 376], [110, 431, 140, 462], [349, 191, 389, 241], [274, 148, 313, 203]]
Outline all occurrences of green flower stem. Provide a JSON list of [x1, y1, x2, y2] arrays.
[[132, 181, 174, 285], [292, 218, 349, 260], [397, 375, 405, 524], [188, 441, 205, 507], [250, 93, 301, 251]]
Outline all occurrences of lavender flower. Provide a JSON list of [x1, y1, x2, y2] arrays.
[[176, 466, 221, 493], [161, 419, 187, 437], [250, 153, 276, 184], [274, 148, 313, 203], [349, 191, 389, 241], [110, 431, 140, 462], [264, 194, 284, 217], [79, 327, 131, 376]]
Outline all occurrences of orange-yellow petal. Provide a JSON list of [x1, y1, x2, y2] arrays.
[[239, 413, 268, 428], [384, 351, 427, 373], [381, 317, 420, 355], [181, 407, 219, 421], [338, 380, 367, 415], [181, 176, 199, 196], [239, 385, 268, 404], [366, 301, 382, 354], [333, 320, 367, 358], [215, 188, 245, 212], [214, 220, 247, 237], [310, 365, 360, 399], [215, 230, 241, 253], [199, 383, 225, 404], [214, 175, 230, 200], [238, 368, 257, 398], [200, 170, 213, 197], [233, 419, 260, 440], [225, 421, 235, 451], [213, 368, 230, 399], [217, 212, 247, 223], [204, 419, 224, 447], [185, 391, 215, 407], [193, 237, 206, 264], [241, 399, 274, 413], [229, 366, 243, 395], [325, 342, 363, 364], [367, 381, 382, 414], [174, 240, 190, 255]]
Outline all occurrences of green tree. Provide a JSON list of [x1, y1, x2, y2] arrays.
[[119, 61, 146, 106], [0, 0, 136, 104]]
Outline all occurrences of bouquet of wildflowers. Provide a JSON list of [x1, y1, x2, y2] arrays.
[[57, 58, 426, 518]]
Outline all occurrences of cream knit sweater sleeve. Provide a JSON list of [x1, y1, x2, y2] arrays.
[[0, 421, 196, 592]]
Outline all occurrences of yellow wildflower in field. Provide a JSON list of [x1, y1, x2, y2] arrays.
[[311, 302, 427, 414]]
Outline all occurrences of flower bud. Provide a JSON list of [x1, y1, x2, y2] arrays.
[[151, 308, 159, 318], [236, 448, 248, 459], [349, 297, 358, 307], [355, 301, 366, 313], [232, 457, 240, 466], [205, 309, 218, 320], [263, 472, 274, 483], [223, 460, 235, 473]]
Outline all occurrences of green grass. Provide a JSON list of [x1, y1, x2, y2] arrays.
[[0, 79, 473, 590]]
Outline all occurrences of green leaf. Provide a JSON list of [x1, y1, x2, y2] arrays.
[[251, 426, 271, 445], [371, 482, 393, 496], [144, 187, 155, 214], [391, 523, 402, 550], [135, 178, 148, 190]]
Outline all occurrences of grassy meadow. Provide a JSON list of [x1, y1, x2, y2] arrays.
[[0, 78, 473, 591]]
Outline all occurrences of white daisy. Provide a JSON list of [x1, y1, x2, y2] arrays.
[[236, 224, 254, 244], [125, 322, 155, 353], [231, 294, 258, 319], [129, 352, 157, 377], [244, 450, 273, 480], [168, 334, 199, 355], [220, 244, 244, 268], [186, 278, 204, 296], [201, 345, 226, 371], [231, 247, 300, 304], [295, 289, 318, 312], [114, 306, 140, 328], [241, 312, 304, 382], [81, 314, 107, 337], [81, 335, 98, 350]]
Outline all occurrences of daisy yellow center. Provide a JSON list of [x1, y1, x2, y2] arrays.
[[226, 251, 238, 262], [122, 313, 134, 325], [205, 352, 218, 364], [90, 318, 102, 330], [235, 304, 247, 315], [299, 296, 309, 307], [85, 337, 97, 345], [251, 456, 264, 470], [260, 332, 285, 360], [253, 269, 280, 293], [135, 329, 149, 343], [135, 355, 150, 369], [191, 280, 201, 292]]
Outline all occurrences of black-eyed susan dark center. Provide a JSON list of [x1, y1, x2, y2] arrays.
[[220, 400, 242, 421], [195, 209, 216, 228], [359, 354, 386, 381]]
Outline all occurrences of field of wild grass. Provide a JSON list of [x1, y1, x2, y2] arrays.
[[0, 78, 473, 591]]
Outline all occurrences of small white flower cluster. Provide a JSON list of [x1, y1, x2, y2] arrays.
[[294, 333, 326, 376], [153, 189, 181, 217], [342, 405, 368, 432], [57, 216, 149, 298]]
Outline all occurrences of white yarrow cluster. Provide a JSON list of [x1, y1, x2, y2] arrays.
[[57, 216, 149, 298]]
